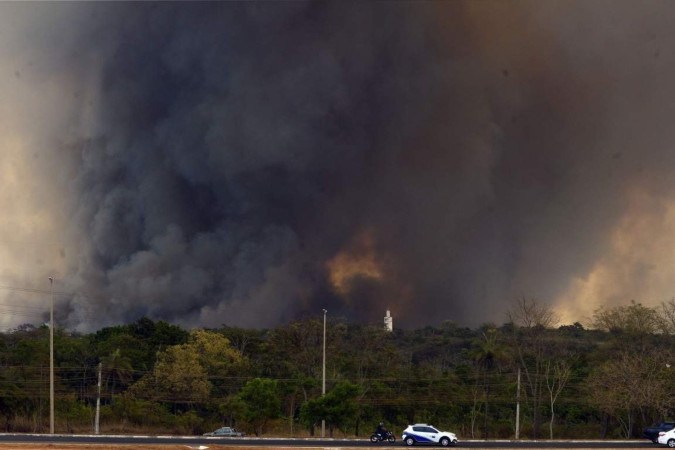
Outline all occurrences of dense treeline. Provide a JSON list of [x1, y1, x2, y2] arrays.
[[1, 298, 674, 439]]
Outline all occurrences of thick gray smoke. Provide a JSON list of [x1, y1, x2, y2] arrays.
[[2, 1, 675, 331]]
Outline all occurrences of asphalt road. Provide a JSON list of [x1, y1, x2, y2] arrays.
[[0, 434, 661, 449]]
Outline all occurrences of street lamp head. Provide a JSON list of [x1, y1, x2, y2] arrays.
[[48, 277, 53, 282], [322, 309, 327, 314]]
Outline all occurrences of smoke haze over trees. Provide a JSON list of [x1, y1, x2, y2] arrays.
[[1, 2, 675, 331]]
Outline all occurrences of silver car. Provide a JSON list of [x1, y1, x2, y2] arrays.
[[203, 426, 245, 437]]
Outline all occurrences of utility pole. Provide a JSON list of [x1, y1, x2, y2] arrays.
[[95, 362, 102, 434], [48, 276, 54, 435], [515, 367, 521, 440], [321, 309, 327, 438]]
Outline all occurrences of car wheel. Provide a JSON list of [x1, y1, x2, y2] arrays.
[[440, 437, 450, 447], [668, 438, 675, 448], [405, 437, 415, 446]]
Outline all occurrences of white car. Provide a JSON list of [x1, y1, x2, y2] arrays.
[[401, 424, 458, 447], [659, 428, 675, 447]]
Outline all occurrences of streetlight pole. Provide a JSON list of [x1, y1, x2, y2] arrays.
[[515, 367, 520, 440], [48, 277, 54, 435], [321, 309, 327, 438]]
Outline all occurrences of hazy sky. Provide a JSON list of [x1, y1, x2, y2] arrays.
[[1, 1, 675, 331]]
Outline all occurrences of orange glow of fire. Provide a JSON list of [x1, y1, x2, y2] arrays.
[[327, 231, 383, 296]]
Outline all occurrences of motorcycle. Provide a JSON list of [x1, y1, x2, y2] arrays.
[[370, 431, 396, 443]]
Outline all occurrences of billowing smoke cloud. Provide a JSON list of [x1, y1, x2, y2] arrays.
[[1, 1, 675, 331]]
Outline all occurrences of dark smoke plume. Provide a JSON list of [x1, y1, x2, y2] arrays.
[[2, 1, 675, 331]]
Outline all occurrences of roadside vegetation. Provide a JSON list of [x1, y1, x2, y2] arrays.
[[1, 298, 674, 440]]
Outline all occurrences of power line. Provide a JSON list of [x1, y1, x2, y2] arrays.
[[0, 285, 70, 297]]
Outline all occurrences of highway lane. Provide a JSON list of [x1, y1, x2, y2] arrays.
[[0, 434, 660, 448]]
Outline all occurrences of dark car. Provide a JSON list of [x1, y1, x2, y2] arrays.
[[644, 422, 675, 443], [203, 426, 245, 437]]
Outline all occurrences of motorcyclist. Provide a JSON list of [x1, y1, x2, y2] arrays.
[[375, 422, 388, 438]]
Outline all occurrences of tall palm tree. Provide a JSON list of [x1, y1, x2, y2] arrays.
[[101, 349, 133, 404]]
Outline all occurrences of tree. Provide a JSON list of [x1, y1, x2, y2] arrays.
[[218, 326, 265, 357], [299, 381, 361, 437], [659, 299, 675, 334], [334, 324, 402, 436], [188, 329, 246, 397], [259, 319, 325, 434], [592, 301, 661, 336], [586, 350, 671, 438], [101, 348, 133, 404], [468, 327, 508, 438], [323, 381, 361, 435], [507, 297, 559, 439], [236, 378, 281, 436], [130, 329, 245, 408], [132, 343, 211, 407], [91, 318, 188, 374], [188, 329, 242, 374], [262, 319, 323, 380], [277, 376, 317, 436], [545, 358, 572, 439]]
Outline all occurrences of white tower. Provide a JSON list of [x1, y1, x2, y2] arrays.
[[384, 309, 393, 332]]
